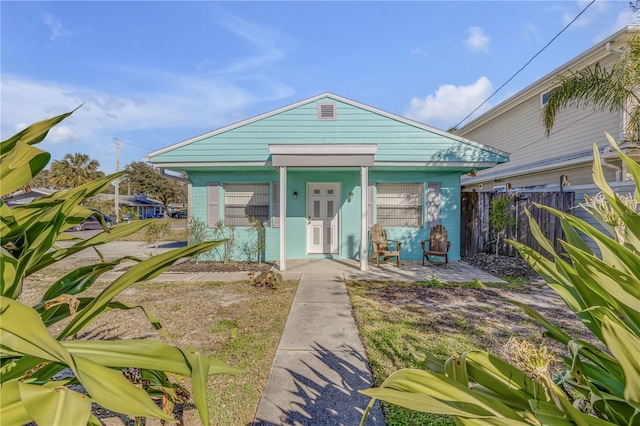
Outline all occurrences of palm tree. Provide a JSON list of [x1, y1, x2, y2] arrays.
[[49, 153, 105, 188], [543, 36, 640, 143]]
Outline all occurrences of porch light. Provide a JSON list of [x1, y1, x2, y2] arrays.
[[293, 191, 298, 199]]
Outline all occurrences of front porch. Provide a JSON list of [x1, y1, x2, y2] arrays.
[[281, 258, 505, 283]]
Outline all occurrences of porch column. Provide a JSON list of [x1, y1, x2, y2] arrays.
[[360, 166, 368, 272], [279, 166, 287, 271]]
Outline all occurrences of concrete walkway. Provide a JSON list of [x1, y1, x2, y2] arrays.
[[252, 259, 504, 425], [75, 239, 503, 425], [253, 265, 384, 425]]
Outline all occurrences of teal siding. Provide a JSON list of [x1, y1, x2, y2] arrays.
[[150, 93, 507, 263], [189, 169, 461, 262], [151, 97, 506, 165]]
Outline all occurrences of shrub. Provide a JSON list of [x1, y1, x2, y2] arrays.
[[144, 219, 172, 255], [360, 133, 640, 425], [0, 111, 236, 424]]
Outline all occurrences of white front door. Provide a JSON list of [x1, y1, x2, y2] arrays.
[[306, 183, 340, 254]]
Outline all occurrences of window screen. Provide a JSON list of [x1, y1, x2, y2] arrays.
[[224, 183, 270, 226], [376, 183, 422, 227]]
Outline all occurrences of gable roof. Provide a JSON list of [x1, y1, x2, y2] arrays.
[[146, 92, 509, 172]]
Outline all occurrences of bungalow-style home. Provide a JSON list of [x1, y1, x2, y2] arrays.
[[90, 193, 166, 219], [146, 93, 509, 271], [458, 26, 640, 210]]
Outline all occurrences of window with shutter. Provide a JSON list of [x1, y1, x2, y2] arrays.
[[224, 183, 270, 226]]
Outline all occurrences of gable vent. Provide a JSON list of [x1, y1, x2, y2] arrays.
[[318, 102, 337, 120]]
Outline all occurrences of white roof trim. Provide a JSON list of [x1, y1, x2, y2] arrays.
[[268, 144, 378, 155], [146, 161, 271, 168], [376, 161, 497, 168], [147, 92, 510, 161], [461, 155, 593, 184], [269, 144, 377, 167]]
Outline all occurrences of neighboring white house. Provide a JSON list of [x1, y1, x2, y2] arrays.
[[457, 25, 640, 251]]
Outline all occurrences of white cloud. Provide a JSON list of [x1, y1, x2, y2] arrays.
[[411, 47, 429, 57], [465, 26, 490, 54], [48, 125, 81, 144], [560, 0, 609, 29], [212, 10, 287, 74], [521, 22, 542, 44], [593, 8, 638, 42], [43, 14, 71, 40], [405, 77, 494, 129]]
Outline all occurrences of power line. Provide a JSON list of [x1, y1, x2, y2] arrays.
[[117, 138, 154, 151], [453, 0, 596, 130]]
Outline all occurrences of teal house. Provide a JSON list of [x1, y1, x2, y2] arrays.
[[146, 93, 508, 271]]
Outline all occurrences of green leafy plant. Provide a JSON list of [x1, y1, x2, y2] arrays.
[[144, 219, 172, 255], [360, 132, 640, 425], [0, 111, 237, 425], [188, 215, 212, 263], [212, 221, 236, 264], [488, 194, 516, 255], [246, 216, 266, 263]]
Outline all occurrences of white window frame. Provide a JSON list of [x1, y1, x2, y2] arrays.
[[224, 183, 270, 227], [376, 183, 423, 228], [540, 88, 555, 108]]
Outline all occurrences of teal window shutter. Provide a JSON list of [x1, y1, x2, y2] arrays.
[[207, 182, 220, 226]]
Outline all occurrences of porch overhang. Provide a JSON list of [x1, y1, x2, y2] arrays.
[[269, 144, 377, 167]]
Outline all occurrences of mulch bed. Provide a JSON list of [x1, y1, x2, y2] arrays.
[[463, 253, 541, 281], [167, 260, 276, 273]]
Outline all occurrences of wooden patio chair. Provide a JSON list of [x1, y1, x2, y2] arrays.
[[421, 224, 451, 268], [368, 223, 401, 267]]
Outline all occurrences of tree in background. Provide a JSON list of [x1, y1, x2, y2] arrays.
[[24, 168, 52, 191], [543, 36, 640, 143], [123, 161, 187, 217], [49, 153, 105, 188]]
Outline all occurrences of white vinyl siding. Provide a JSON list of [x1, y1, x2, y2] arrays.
[[376, 183, 422, 227], [224, 183, 270, 226], [459, 55, 621, 188]]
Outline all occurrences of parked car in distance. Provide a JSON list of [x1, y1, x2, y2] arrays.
[[171, 210, 187, 219], [69, 210, 113, 231], [170, 210, 188, 219]]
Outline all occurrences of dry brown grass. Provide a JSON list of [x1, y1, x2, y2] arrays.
[[22, 258, 298, 426]]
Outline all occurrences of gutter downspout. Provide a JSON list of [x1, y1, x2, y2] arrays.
[[601, 158, 622, 181]]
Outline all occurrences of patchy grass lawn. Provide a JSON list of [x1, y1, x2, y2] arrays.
[[346, 279, 592, 426], [22, 258, 297, 425]]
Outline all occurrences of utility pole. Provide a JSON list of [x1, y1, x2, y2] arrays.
[[115, 138, 120, 224]]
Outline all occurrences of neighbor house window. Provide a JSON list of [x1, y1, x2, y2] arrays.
[[224, 183, 269, 226], [376, 183, 422, 227], [540, 88, 555, 108]]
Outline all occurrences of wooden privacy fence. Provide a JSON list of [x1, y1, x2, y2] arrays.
[[460, 191, 576, 257]]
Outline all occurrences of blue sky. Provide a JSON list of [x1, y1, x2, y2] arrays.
[[2, 1, 638, 174]]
